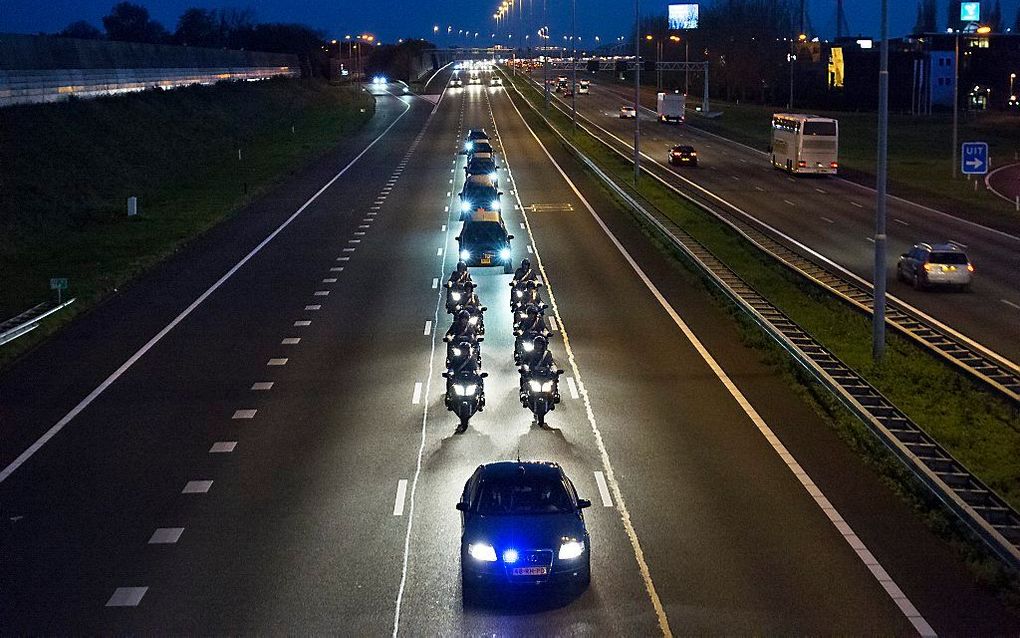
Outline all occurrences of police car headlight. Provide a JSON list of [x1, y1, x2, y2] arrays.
[[465, 141, 474, 150], [490, 200, 500, 210], [558, 540, 584, 560], [460, 202, 471, 212], [489, 172, 498, 181], [468, 542, 497, 561], [500, 248, 511, 260], [460, 250, 471, 260]]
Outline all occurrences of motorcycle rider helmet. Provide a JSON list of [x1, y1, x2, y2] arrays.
[[456, 261, 468, 274], [520, 258, 531, 269], [457, 309, 471, 321], [525, 304, 539, 318], [534, 335, 547, 348], [525, 280, 537, 290]]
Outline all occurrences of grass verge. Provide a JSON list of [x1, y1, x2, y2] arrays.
[[0, 77, 374, 368], [506, 71, 1020, 592]]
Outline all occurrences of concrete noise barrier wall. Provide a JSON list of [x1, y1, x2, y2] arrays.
[[0, 33, 300, 107]]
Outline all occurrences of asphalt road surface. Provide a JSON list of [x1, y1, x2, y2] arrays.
[[531, 72, 1020, 365], [1, 68, 1017, 635]]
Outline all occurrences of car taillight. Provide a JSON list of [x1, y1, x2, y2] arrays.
[[923, 263, 934, 272], [797, 160, 807, 168], [829, 161, 839, 169], [967, 264, 975, 272]]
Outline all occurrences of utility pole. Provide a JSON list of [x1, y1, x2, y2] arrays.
[[543, 0, 550, 109], [873, 0, 889, 361], [951, 32, 959, 178], [572, 0, 577, 127], [634, 0, 641, 185]]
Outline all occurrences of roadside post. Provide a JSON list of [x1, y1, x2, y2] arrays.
[[50, 278, 68, 305], [127, 196, 137, 217]]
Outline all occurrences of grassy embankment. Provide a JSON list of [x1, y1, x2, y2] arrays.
[[506, 71, 1020, 585], [0, 77, 374, 366]]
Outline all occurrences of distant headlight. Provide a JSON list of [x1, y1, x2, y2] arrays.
[[460, 250, 471, 260], [558, 540, 584, 560], [490, 200, 501, 210], [373, 75, 386, 84], [460, 201, 471, 212], [468, 543, 497, 561], [500, 248, 511, 260]]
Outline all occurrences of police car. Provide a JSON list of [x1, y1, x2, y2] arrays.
[[456, 210, 514, 274]]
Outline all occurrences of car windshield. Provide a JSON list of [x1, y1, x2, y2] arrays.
[[467, 160, 496, 173], [930, 252, 969, 265], [463, 186, 497, 203], [476, 476, 574, 514], [461, 222, 506, 243]]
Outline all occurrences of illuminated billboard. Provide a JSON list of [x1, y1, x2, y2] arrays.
[[668, 4, 699, 30], [960, 2, 980, 22]]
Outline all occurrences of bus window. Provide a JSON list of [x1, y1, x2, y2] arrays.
[[803, 121, 837, 136]]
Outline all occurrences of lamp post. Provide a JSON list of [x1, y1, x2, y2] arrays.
[[873, 0, 889, 361], [952, 25, 991, 178], [789, 33, 806, 109], [634, 0, 640, 185], [572, 0, 577, 127], [1011, 72, 1017, 97]]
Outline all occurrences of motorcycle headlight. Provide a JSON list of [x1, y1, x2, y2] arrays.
[[468, 316, 478, 325], [500, 248, 511, 260], [558, 540, 584, 560], [451, 347, 462, 356], [460, 250, 471, 260], [522, 341, 534, 352], [541, 380, 554, 392], [460, 201, 471, 212], [528, 379, 543, 392], [465, 383, 478, 395], [490, 200, 501, 210], [468, 542, 497, 561], [515, 291, 523, 298], [451, 291, 462, 301]]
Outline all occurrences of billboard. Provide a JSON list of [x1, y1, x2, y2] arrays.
[[668, 4, 699, 30], [960, 2, 980, 22]]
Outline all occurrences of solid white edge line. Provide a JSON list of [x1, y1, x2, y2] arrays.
[[593, 470, 613, 507], [494, 83, 673, 637], [0, 92, 414, 485], [392, 98, 459, 638], [505, 79, 937, 638], [393, 479, 409, 516]]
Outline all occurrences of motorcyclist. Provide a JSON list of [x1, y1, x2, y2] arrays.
[[515, 304, 547, 336], [511, 258, 539, 285], [513, 280, 544, 311], [446, 309, 480, 341], [448, 261, 473, 286]]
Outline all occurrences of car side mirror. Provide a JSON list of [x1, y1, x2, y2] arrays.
[[442, 372, 450, 378], [455, 236, 460, 241], [498, 191, 504, 196], [556, 369, 565, 376], [577, 499, 592, 509], [480, 372, 489, 378], [443, 336, 450, 342], [456, 502, 469, 512], [507, 234, 515, 240], [477, 336, 484, 342], [481, 306, 488, 312]]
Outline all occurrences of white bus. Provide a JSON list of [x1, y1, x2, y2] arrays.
[[770, 113, 839, 175]]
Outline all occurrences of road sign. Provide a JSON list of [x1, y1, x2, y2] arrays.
[[961, 141, 989, 175], [49, 278, 68, 290]]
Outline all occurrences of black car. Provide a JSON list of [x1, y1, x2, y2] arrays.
[[668, 144, 697, 166], [457, 211, 514, 273], [467, 141, 495, 161], [459, 182, 502, 219], [457, 461, 591, 596], [451, 77, 463, 88], [465, 157, 499, 187], [464, 129, 490, 152]]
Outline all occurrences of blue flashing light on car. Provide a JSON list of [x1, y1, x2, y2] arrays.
[[502, 548, 519, 564]]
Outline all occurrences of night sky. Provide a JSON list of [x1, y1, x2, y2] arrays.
[[2, 1, 1019, 46]]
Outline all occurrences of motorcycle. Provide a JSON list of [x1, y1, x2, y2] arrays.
[[443, 369, 487, 432], [513, 323, 553, 364], [453, 297, 487, 336], [444, 334, 482, 367], [509, 279, 542, 309], [510, 285, 546, 316], [519, 366, 563, 427], [445, 280, 472, 314]]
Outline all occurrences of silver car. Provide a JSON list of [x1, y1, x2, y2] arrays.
[[897, 242, 973, 290]]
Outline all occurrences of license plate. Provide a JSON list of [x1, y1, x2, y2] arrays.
[[480, 256, 491, 265], [512, 566, 548, 576]]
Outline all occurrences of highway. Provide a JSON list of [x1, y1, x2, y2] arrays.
[[531, 71, 1020, 365], [1, 66, 1018, 634]]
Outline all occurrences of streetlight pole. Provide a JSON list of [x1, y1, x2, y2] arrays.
[[873, 0, 889, 361], [952, 31, 959, 179], [571, 0, 577, 127], [684, 39, 689, 94], [634, 0, 640, 185]]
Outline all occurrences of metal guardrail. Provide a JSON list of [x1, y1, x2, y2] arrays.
[[525, 75, 1020, 405], [0, 299, 76, 346], [505, 73, 1020, 568]]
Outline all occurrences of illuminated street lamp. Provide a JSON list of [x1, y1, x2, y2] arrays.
[[1010, 72, 1016, 97]]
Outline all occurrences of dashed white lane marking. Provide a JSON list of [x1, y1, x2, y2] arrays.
[[951, 240, 968, 248], [444, 206, 449, 213], [731, 175, 740, 181], [754, 186, 765, 192], [446, 191, 451, 197], [424, 321, 432, 336], [349, 239, 361, 244], [783, 199, 796, 206], [566, 376, 580, 400], [893, 218, 909, 226], [281, 338, 300, 345], [520, 222, 526, 229], [866, 236, 876, 243], [323, 278, 337, 283], [431, 278, 439, 289], [850, 201, 864, 208], [815, 187, 827, 194], [820, 216, 835, 224], [330, 267, 343, 272], [294, 320, 311, 326], [436, 248, 444, 256], [182, 480, 212, 494], [411, 382, 423, 404], [148, 527, 184, 544], [251, 382, 274, 391], [371, 206, 381, 210], [337, 256, 350, 261], [209, 441, 236, 453], [304, 305, 321, 311], [314, 291, 330, 296], [393, 479, 409, 516], [1001, 299, 1020, 310], [526, 245, 533, 253], [267, 358, 288, 366], [106, 587, 147, 607], [232, 409, 257, 419], [548, 316, 557, 331], [441, 224, 447, 231], [354, 232, 366, 236], [739, 158, 748, 163], [593, 471, 613, 507], [343, 248, 356, 252], [359, 224, 371, 228]]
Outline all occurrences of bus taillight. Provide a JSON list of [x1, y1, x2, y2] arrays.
[[829, 161, 839, 169], [797, 160, 807, 168]]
